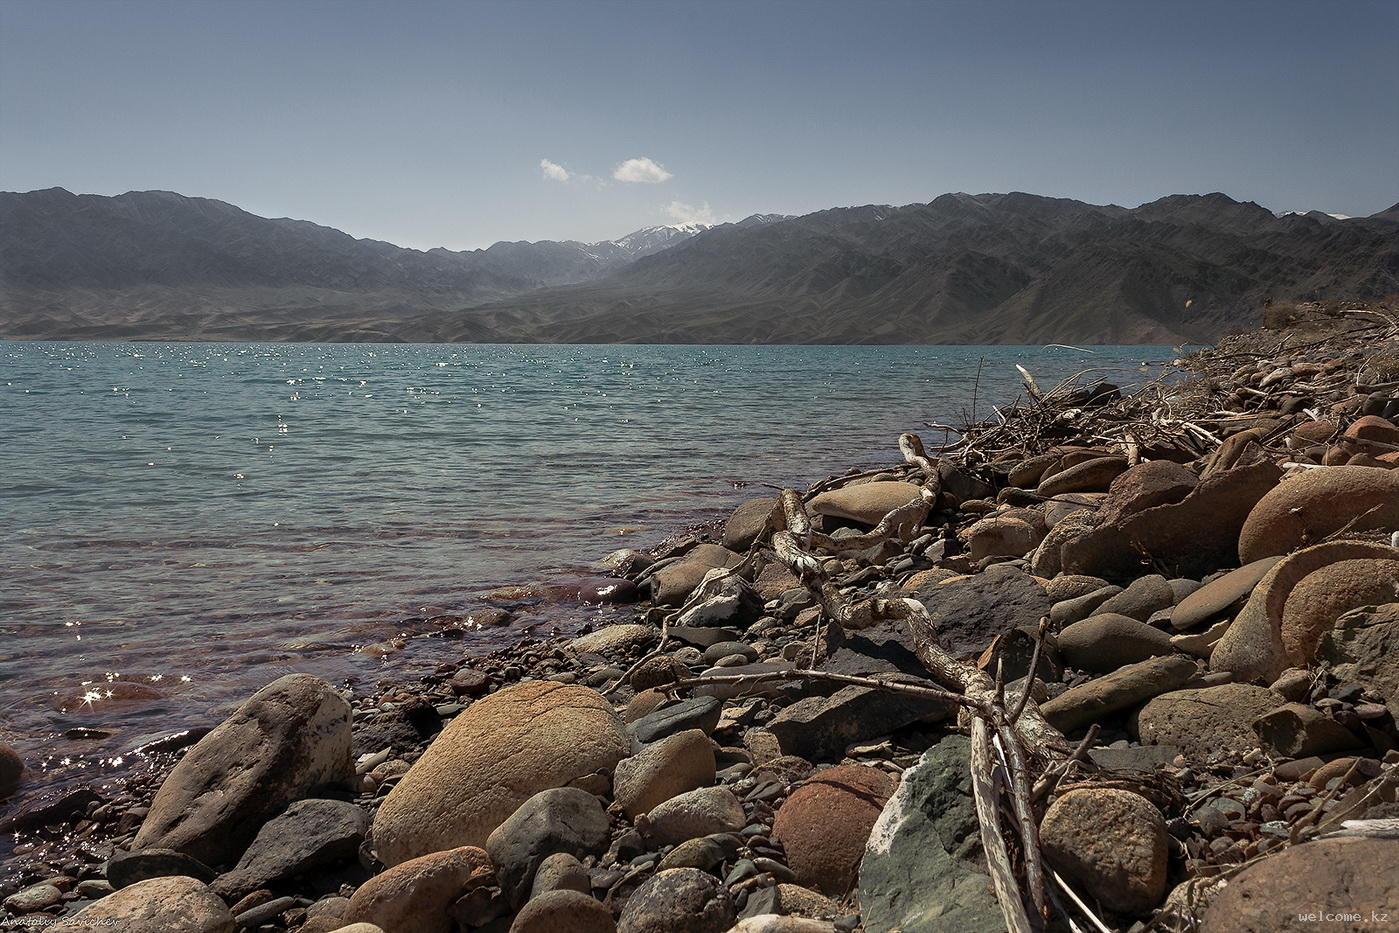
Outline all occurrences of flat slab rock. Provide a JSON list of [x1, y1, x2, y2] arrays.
[[903, 566, 1051, 656]]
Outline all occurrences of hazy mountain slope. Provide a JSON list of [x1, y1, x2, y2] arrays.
[[2, 189, 1394, 343], [436, 192, 1397, 344]]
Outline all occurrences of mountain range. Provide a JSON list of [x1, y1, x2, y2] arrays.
[[1, 187, 1395, 343]]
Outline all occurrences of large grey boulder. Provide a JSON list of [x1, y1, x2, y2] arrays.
[[212, 799, 368, 898], [132, 674, 354, 866], [859, 735, 1003, 933], [485, 787, 611, 907]]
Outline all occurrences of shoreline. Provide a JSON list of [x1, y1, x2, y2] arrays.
[[2, 304, 1397, 932]]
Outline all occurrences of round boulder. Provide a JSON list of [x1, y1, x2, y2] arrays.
[[1237, 466, 1399, 563], [617, 868, 735, 933], [642, 786, 745, 846], [53, 875, 233, 933], [1041, 788, 1168, 915], [1279, 557, 1399, 664], [510, 889, 616, 933], [1211, 541, 1399, 682], [614, 729, 716, 819], [772, 764, 894, 897], [809, 481, 924, 526], [344, 846, 494, 933], [371, 681, 629, 865], [963, 514, 1041, 562]]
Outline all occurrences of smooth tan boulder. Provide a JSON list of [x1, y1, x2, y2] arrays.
[[808, 481, 923, 526], [963, 514, 1040, 562], [614, 729, 716, 818], [133, 674, 353, 866], [54, 875, 233, 933], [1237, 466, 1399, 563], [371, 681, 629, 865], [1211, 541, 1399, 682], [1041, 788, 1168, 914], [344, 846, 494, 933], [651, 544, 743, 607]]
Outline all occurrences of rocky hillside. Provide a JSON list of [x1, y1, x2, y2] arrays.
[[432, 193, 1399, 344], [1, 188, 1395, 343]]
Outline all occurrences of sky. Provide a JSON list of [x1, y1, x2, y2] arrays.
[[2, 0, 1396, 251]]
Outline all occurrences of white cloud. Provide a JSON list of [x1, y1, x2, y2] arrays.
[[613, 157, 673, 184], [539, 158, 571, 182], [664, 200, 717, 225]]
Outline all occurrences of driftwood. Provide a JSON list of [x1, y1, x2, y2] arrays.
[[685, 481, 1077, 932]]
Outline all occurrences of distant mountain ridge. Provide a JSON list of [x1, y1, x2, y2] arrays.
[[1, 187, 1395, 343], [0, 187, 717, 294]]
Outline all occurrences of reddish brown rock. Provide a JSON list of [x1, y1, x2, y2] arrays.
[[1211, 541, 1399, 682], [1041, 788, 1169, 914], [772, 764, 894, 897], [1096, 460, 1198, 526], [1237, 465, 1399, 564], [345, 846, 494, 933], [1202, 837, 1399, 933], [1063, 460, 1282, 581]]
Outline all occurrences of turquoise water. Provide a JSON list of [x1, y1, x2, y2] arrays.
[[0, 341, 1172, 797]]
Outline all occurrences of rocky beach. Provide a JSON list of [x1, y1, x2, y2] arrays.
[[3, 302, 1399, 933]]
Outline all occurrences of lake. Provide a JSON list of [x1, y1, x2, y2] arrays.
[[0, 341, 1173, 798]]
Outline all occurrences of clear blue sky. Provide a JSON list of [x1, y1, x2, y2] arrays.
[[2, 0, 1396, 250]]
